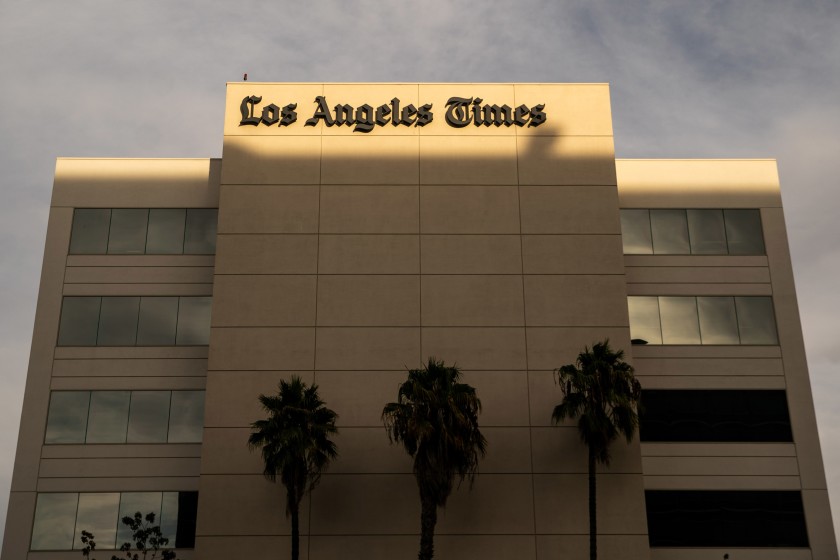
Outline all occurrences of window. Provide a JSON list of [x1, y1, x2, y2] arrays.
[[646, 490, 808, 547], [45, 391, 205, 444], [639, 390, 793, 442], [57, 296, 212, 346], [31, 492, 198, 551], [69, 208, 218, 255], [620, 208, 765, 255], [628, 296, 778, 345]]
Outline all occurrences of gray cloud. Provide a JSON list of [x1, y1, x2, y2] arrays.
[[1, 0, 839, 548]]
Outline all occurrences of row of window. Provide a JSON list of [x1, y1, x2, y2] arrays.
[[646, 490, 808, 547], [31, 492, 197, 551], [639, 390, 792, 442], [69, 208, 218, 255], [58, 296, 211, 346], [628, 295, 778, 345], [620, 208, 765, 255], [46, 391, 205, 444]]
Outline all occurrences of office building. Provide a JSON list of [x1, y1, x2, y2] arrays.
[[2, 83, 836, 559]]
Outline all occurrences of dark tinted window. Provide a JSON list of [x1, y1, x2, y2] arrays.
[[86, 391, 130, 443], [620, 210, 653, 254], [646, 490, 808, 547], [97, 297, 140, 346], [640, 390, 792, 442], [107, 209, 148, 254], [30, 493, 78, 550], [69, 209, 111, 254], [136, 297, 179, 345], [168, 391, 205, 443], [127, 391, 171, 443], [736, 296, 779, 344], [650, 209, 690, 254], [177, 296, 212, 345], [175, 492, 199, 548], [687, 209, 727, 254], [725, 209, 765, 254], [45, 391, 90, 443]]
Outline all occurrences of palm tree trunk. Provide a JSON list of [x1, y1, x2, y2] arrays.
[[589, 448, 597, 560], [289, 491, 300, 560], [419, 496, 437, 560]]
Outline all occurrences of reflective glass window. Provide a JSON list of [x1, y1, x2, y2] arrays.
[[184, 209, 218, 254], [58, 297, 101, 346], [86, 391, 130, 443], [160, 492, 180, 543], [97, 297, 140, 346], [646, 490, 808, 547], [650, 209, 690, 254], [117, 492, 162, 546], [107, 209, 148, 254], [45, 391, 90, 443], [725, 209, 765, 254], [697, 296, 740, 344], [627, 296, 662, 345], [73, 493, 120, 550], [127, 392, 171, 443], [620, 209, 653, 254], [136, 297, 179, 345], [736, 296, 778, 344], [168, 391, 205, 443], [658, 296, 700, 344], [687, 209, 727, 254], [146, 209, 186, 254], [177, 297, 212, 345], [31, 493, 79, 550], [69, 209, 111, 254]]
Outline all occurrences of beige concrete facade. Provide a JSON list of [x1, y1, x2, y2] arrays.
[[1, 84, 835, 560]]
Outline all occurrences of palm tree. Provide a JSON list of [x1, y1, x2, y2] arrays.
[[248, 376, 338, 560], [382, 359, 487, 560], [552, 340, 641, 560]]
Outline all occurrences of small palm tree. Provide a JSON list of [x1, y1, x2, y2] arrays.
[[552, 340, 641, 560], [382, 358, 487, 560], [249, 376, 338, 560]]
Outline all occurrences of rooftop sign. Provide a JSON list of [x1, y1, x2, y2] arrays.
[[240, 95, 546, 133]]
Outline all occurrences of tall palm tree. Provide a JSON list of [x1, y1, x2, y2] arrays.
[[248, 376, 338, 560], [552, 340, 641, 560], [382, 359, 487, 560]]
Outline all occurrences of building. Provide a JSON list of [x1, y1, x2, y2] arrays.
[[1, 82, 836, 560]]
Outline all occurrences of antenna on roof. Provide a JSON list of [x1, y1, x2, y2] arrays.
[[243, 73, 248, 81]]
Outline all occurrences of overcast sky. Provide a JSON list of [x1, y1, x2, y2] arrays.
[[1, 0, 839, 549]]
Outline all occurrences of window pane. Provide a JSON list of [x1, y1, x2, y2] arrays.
[[184, 209, 218, 254], [175, 492, 199, 548], [108, 209, 148, 254], [640, 390, 793, 442], [147, 209, 186, 254], [97, 297, 140, 346], [697, 296, 740, 344], [69, 209, 111, 254], [687, 209, 727, 254], [74, 493, 120, 550], [31, 493, 79, 550], [659, 296, 700, 344], [177, 297, 212, 345], [736, 296, 779, 344], [127, 392, 171, 443], [725, 209, 765, 254], [160, 492, 179, 544], [650, 209, 690, 254], [58, 297, 101, 346], [646, 490, 808, 547], [168, 391, 205, 443], [86, 392, 130, 443], [620, 209, 653, 254], [137, 297, 179, 345], [627, 296, 661, 345], [117, 492, 162, 547], [45, 391, 90, 443]]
